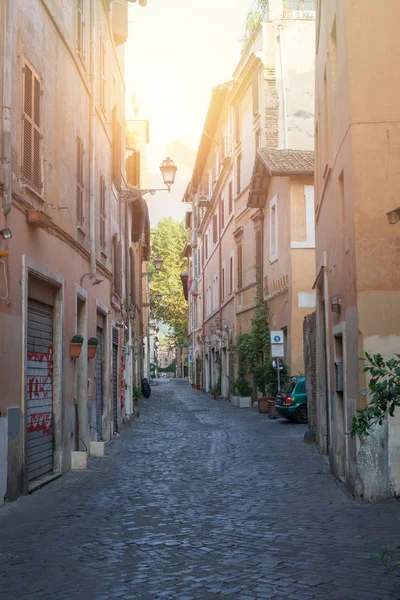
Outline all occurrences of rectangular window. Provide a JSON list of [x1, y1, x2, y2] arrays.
[[76, 136, 84, 226], [99, 175, 106, 250], [229, 257, 233, 294], [255, 228, 262, 281], [213, 214, 218, 244], [252, 70, 259, 115], [270, 194, 278, 262], [222, 267, 225, 302], [130, 248, 136, 305], [234, 104, 240, 144], [237, 244, 243, 290], [197, 247, 201, 275], [228, 181, 233, 214], [205, 233, 209, 259], [22, 63, 42, 191], [220, 195, 225, 230], [236, 154, 241, 196], [99, 36, 106, 111], [77, 0, 85, 59], [112, 105, 121, 189]]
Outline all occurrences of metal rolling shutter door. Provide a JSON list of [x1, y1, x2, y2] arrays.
[[112, 328, 118, 432], [26, 299, 54, 482], [95, 327, 103, 439]]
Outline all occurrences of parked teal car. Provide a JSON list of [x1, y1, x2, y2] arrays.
[[275, 376, 308, 424]]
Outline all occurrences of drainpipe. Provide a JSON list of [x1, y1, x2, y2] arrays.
[[2, 0, 12, 216], [89, 0, 96, 272], [277, 23, 288, 149]]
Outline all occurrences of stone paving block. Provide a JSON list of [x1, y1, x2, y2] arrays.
[[0, 381, 400, 600]]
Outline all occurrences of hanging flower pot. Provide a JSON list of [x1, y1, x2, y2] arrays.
[[70, 334, 84, 359], [196, 384, 201, 390], [87, 337, 98, 359]]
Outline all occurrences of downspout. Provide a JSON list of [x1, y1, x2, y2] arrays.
[[277, 23, 288, 149], [2, 0, 12, 216], [89, 0, 96, 272]]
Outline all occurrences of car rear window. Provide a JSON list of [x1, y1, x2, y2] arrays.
[[282, 380, 296, 394], [295, 379, 306, 394]]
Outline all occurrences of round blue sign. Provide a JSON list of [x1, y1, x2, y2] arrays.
[[274, 335, 281, 342]]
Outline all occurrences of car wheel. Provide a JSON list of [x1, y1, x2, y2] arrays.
[[296, 405, 308, 424]]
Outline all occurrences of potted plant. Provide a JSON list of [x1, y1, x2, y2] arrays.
[[236, 377, 253, 408], [132, 385, 142, 404], [254, 362, 274, 414], [87, 337, 98, 359], [212, 380, 221, 399], [70, 334, 84, 359]]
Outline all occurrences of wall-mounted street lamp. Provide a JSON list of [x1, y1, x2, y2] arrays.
[[154, 256, 163, 272], [0, 228, 12, 240], [124, 157, 178, 200]]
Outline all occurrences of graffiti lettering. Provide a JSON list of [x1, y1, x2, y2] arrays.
[[27, 411, 52, 434], [27, 344, 53, 436]]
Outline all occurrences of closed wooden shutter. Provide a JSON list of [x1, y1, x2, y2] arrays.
[[228, 181, 233, 214], [112, 106, 121, 189], [77, 0, 85, 58], [126, 150, 140, 186], [237, 154, 241, 195], [99, 175, 106, 250], [76, 136, 84, 225], [252, 70, 259, 115], [99, 36, 106, 109], [229, 257, 233, 294], [255, 228, 263, 281], [23, 65, 42, 190], [222, 267, 225, 301], [130, 248, 135, 305], [237, 244, 243, 290], [220, 195, 225, 230], [213, 214, 218, 244], [235, 103, 240, 144]]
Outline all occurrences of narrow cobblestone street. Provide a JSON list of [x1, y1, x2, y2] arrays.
[[1, 381, 400, 600]]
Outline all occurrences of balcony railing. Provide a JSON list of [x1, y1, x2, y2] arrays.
[[283, 0, 316, 18]]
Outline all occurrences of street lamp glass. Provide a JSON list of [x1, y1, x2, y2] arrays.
[[160, 157, 177, 187], [155, 292, 162, 302], [0, 228, 12, 240], [154, 256, 163, 271]]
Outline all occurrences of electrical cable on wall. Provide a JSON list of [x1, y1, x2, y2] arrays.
[[0, 260, 9, 301]]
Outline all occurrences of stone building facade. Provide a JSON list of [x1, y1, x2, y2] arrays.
[[184, 0, 316, 394], [0, 0, 150, 505], [314, 0, 400, 500]]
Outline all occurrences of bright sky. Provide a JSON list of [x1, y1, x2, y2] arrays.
[[125, 0, 254, 225]]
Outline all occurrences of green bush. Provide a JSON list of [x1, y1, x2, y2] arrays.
[[71, 334, 84, 344], [88, 337, 98, 346]]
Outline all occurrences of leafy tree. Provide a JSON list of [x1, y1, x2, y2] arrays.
[[349, 353, 400, 437], [149, 218, 188, 347]]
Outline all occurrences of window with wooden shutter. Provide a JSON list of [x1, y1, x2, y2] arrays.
[[76, 136, 84, 226], [112, 235, 122, 296], [99, 175, 106, 250], [130, 248, 135, 306], [237, 154, 242, 196], [229, 257, 233, 294], [228, 181, 233, 214], [126, 150, 140, 187], [252, 70, 259, 115], [237, 244, 243, 290], [222, 267, 225, 302], [205, 234, 209, 259], [77, 0, 85, 59], [255, 228, 262, 281], [23, 64, 42, 191], [234, 103, 240, 144], [99, 36, 106, 111], [112, 106, 121, 189], [212, 214, 218, 244], [220, 195, 225, 230], [197, 248, 201, 275]]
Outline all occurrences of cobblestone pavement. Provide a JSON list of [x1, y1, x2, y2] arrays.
[[1, 381, 400, 600]]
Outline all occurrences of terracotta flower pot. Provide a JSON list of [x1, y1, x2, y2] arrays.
[[196, 384, 201, 390], [192, 383, 196, 388], [88, 345, 97, 359], [70, 342, 82, 359], [214, 393, 219, 399], [258, 397, 271, 414]]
